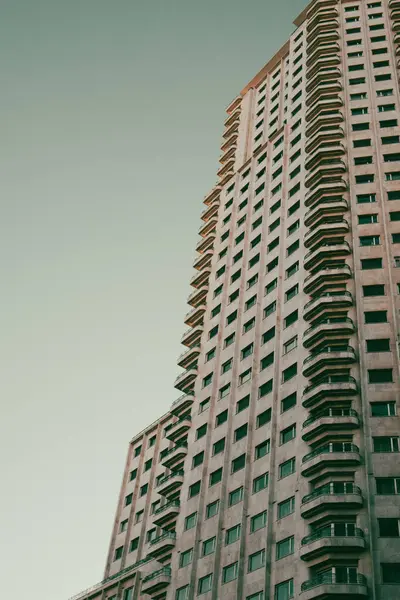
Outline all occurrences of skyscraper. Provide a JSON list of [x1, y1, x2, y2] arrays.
[[70, 1, 400, 599]]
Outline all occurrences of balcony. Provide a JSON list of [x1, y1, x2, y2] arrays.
[[305, 127, 344, 156], [305, 218, 349, 250], [304, 241, 351, 271], [304, 197, 348, 228], [149, 531, 177, 559], [307, 8, 339, 36], [177, 345, 200, 369], [303, 264, 352, 295], [181, 325, 202, 348], [302, 408, 360, 443], [184, 304, 206, 327], [305, 160, 346, 191], [141, 567, 171, 596], [307, 55, 341, 82], [217, 158, 235, 179], [301, 526, 365, 561], [165, 414, 191, 442], [221, 131, 239, 153], [193, 250, 213, 271], [157, 470, 184, 497], [190, 268, 211, 289], [152, 500, 180, 527], [301, 482, 363, 519], [307, 31, 340, 62], [196, 233, 215, 254], [305, 179, 347, 208], [303, 375, 358, 409], [301, 442, 361, 479], [307, 0, 338, 20], [161, 444, 188, 470], [305, 115, 344, 148], [198, 218, 217, 238], [306, 42, 340, 70], [201, 201, 219, 223], [306, 67, 341, 95], [223, 118, 240, 141], [224, 107, 240, 129], [174, 368, 196, 394], [302, 345, 356, 378], [303, 291, 353, 322], [187, 285, 208, 308], [305, 80, 342, 110], [303, 317, 355, 349], [203, 186, 221, 207], [219, 145, 236, 165], [300, 572, 367, 600], [170, 393, 194, 415]]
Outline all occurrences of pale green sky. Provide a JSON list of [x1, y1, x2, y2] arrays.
[[0, 1, 307, 598]]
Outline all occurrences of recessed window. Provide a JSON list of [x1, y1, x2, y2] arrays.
[[356, 173, 374, 183], [234, 423, 248, 442], [221, 359, 232, 374], [284, 310, 298, 328], [285, 261, 299, 279], [125, 493, 133, 506], [114, 546, 123, 561], [259, 379, 273, 398], [279, 457, 295, 479], [281, 391, 296, 413], [276, 535, 294, 559], [245, 295, 257, 310], [243, 317, 256, 333], [180, 548, 193, 568], [130, 469, 137, 481], [206, 348, 216, 362], [376, 478, 400, 495], [216, 409, 228, 426], [209, 467, 223, 486], [366, 338, 390, 352], [381, 563, 400, 584], [224, 332, 235, 348], [227, 310, 237, 325], [241, 343, 254, 360], [255, 439, 270, 460], [222, 562, 238, 584], [198, 574, 213, 595], [365, 310, 387, 323], [202, 373, 213, 388], [282, 363, 297, 382], [119, 519, 128, 533], [184, 512, 197, 530], [192, 451, 204, 468], [378, 518, 400, 537], [231, 454, 246, 473], [358, 213, 377, 224], [278, 496, 295, 519], [206, 500, 219, 519], [368, 368, 393, 383], [196, 423, 207, 440], [189, 481, 201, 498], [275, 579, 294, 600], [250, 510, 267, 533], [202, 537, 216, 556], [363, 284, 385, 296], [280, 424, 296, 445], [229, 486, 244, 506], [373, 436, 399, 452], [213, 437, 225, 456], [225, 524, 241, 545], [239, 368, 252, 385], [253, 472, 269, 493], [129, 537, 139, 552], [261, 351, 274, 370], [248, 549, 265, 572], [371, 401, 396, 417], [283, 336, 297, 354], [361, 258, 382, 269]]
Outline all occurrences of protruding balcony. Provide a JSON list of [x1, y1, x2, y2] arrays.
[[198, 218, 217, 238], [305, 127, 345, 156], [177, 345, 200, 369], [201, 201, 219, 222], [141, 567, 172, 596], [219, 145, 236, 165], [306, 67, 341, 95], [303, 291, 353, 322], [303, 345, 356, 378], [161, 444, 188, 470], [165, 414, 191, 442], [152, 500, 181, 527], [302, 408, 360, 443], [303, 264, 352, 295], [300, 525, 365, 561], [174, 368, 196, 394], [187, 285, 208, 308], [203, 186, 221, 207], [304, 241, 351, 271], [305, 160, 346, 190], [305, 179, 347, 208], [303, 317, 355, 349], [149, 531, 177, 559], [303, 375, 358, 409], [304, 197, 348, 228], [157, 470, 184, 497], [305, 80, 342, 110], [190, 268, 211, 289], [192, 250, 212, 272], [306, 218, 349, 250], [195, 233, 215, 254], [181, 325, 202, 348], [301, 442, 361, 479], [306, 42, 340, 70], [307, 8, 339, 37], [217, 158, 235, 179], [170, 393, 194, 415], [305, 96, 343, 124], [221, 131, 239, 153], [224, 107, 240, 129], [307, 31, 340, 62], [223, 119, 240, 141], [307, 0, 338, 21], [184, 304, 206, 327], [301, 482, 363, 519], [307, 55, 341, 82], [300, 572, 367, 600]]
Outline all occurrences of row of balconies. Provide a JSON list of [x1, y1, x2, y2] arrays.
[[304, 290, 353, 321], [304, 264, 352, 295], [306, 41, 340, 71], [304, 195, 347, 227], [305, 125, 344, 156], [305, 96, 343, 124], [305, 111, 344, 144], [304, 240, 350, 271], [302, 407, 359, 442]]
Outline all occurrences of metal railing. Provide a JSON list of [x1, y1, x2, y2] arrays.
[[142, 567, 172, 583], [302, 526, 364, 545], [171, 393, 194, 408], [303, 345, 355, 365], [301, 572, 367, 591], [304, 317, 354, 337], [153, 500, 180, 515], [302, 482, 361, 504], [150, 531, 177, 545], [160, 443, 188, 460], [304, 264, 352, 284], [304, 290, 352, 311], [157, 470, 184, 487], [303, 374, 357, 395], [303, 408, 358, 428], [304, 240, 350, 261], [303, 442, 359, 463]]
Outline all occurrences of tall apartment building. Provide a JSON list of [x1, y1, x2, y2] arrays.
[[70, 1, 400, 599]]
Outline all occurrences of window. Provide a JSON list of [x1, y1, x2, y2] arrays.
[[275, 579, 294, 600], [219, 383, 231, 399], [371, 401, 396, 416], [198, 574, 213, 595], [358, 213, 377, 224], [278, 496, 295, 519], [211, 304, 221, 318], [239, 368, 252, 385], [229, 486, 243, 506], [236, 395, 250, 414], [122, 589, 133, 600], [279, 457, 295, 479], [353, 122, 369, 131], [390, 211, 400, 222], [185, 512, 197, 530], [221, 359, 232, 374], [231, 269, 241, 284], [354, 139, 371, 148], [381, 119, 398, 128], [255, 439, 270, 459], [354, 155, 372, 164], [134, 445, 141, 457], [232, 454, 246, 473], [222, 562, 238, 583], [206, 348, 216, 362], [241, 343, 254, 360], [192, 450, 205, 468], [282, 363, 297, 382], [225, 524, 241, 545], [251, 233, 261, 248], [140, 483, 148, 497], [125, 493, 133, 506], [253, 472, 269, 493], [362, 257, 383, 269], [176, 587, 189, 600], [130, 469, 137, 481], [276, 536, 294, 559], [268, 237, 280, 252], [383, 136, 400, 145], [281, 391, 296, 413], [356, 174, 374, 183], [119, 519, 128, 533], [199, 398, 210, 413], [245, 295, 257, 310], [202, 536, 216, 556], [247, 273, 259, 289], [369, 369, 393, 383], [378, 518, 400, 537], [287, 240, 299, 256], [224, 332, 235, 348], [381, 563, 400, 584], [365, 310, 387, 324], [261, 351, 274, 370], [280, 424, 296, 445], [376, 478, 400, 495], [363, 284, 385, 296], [283, 336, 297, 354], [243, 317, 256, 333], [180, 548, 193, 568], [209, 325, 218, 339], [209, 467, 223, 486], [114, 546, 123, 561], [248, 549, 265, 572], [257, 407, 272, 426], [135, 509, 143, 523], [206, 500, 219, 519], [227, 310, 237, 325], [284, 310, 298, 327], [189, 481, 201, 498], [373, 436, 399, 452], [216, 409, 228, 426], [196, 423, 207, 440], [366, 338, 390, 352], [265, 278, 278, 295], [233, 250, 243, 265], [129, 537, 139, 552], [251, 511, 267, 532], [214, 284, 223, 298], [234, 423, 248, 442]]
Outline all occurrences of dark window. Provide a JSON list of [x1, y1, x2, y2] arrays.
[[196, 424, 207, 439], [216, 409, 228, 426], [260, 351, 274, 370], [232, 454, 246, 473], [213, 438, 225, 455], [259, 380, 273, 398], [255, 440, 270, 460], [234, 423, 248, 442], [363, 284, 385, 296], [193, 451, 205, 467], [257, 408, 272, 427], [281, 392, 297, 413], [381, 563, 400, 584], [284, 310, 298, 327], [282, 363, 297, 382], [371, 401, 396, 417], [366, 338, 390, 352], [209, 467, 223, 486], [236, 395, 250, 413], [189, 481, 201, 498], [361, 258, 382, 269], [368, 369, 393, 383], [365, 310, 387, 323], [378, 518, 400, 537], [263, 326, 275, 343]]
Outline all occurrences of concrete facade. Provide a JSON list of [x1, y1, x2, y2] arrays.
[[70, 1, 400, 599]]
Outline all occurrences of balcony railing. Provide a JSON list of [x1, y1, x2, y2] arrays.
[[150, 531, 177, 546], [302, 482, 362, 505], [304, 317, 354, 338], [303, 442, 359, 464], [304, 290, 352, 312], [153, 499, 180, 515], [303, 374, 357, 395], [303, 345, 356, 365], [142, 567, 172, 583], [303, 408, 358, 429], [301, 526, 364, 546], [157, 470, 184, 487], [301, 572, 367, 592]]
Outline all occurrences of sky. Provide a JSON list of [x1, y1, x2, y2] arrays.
[[0, 1, 307, 598]]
